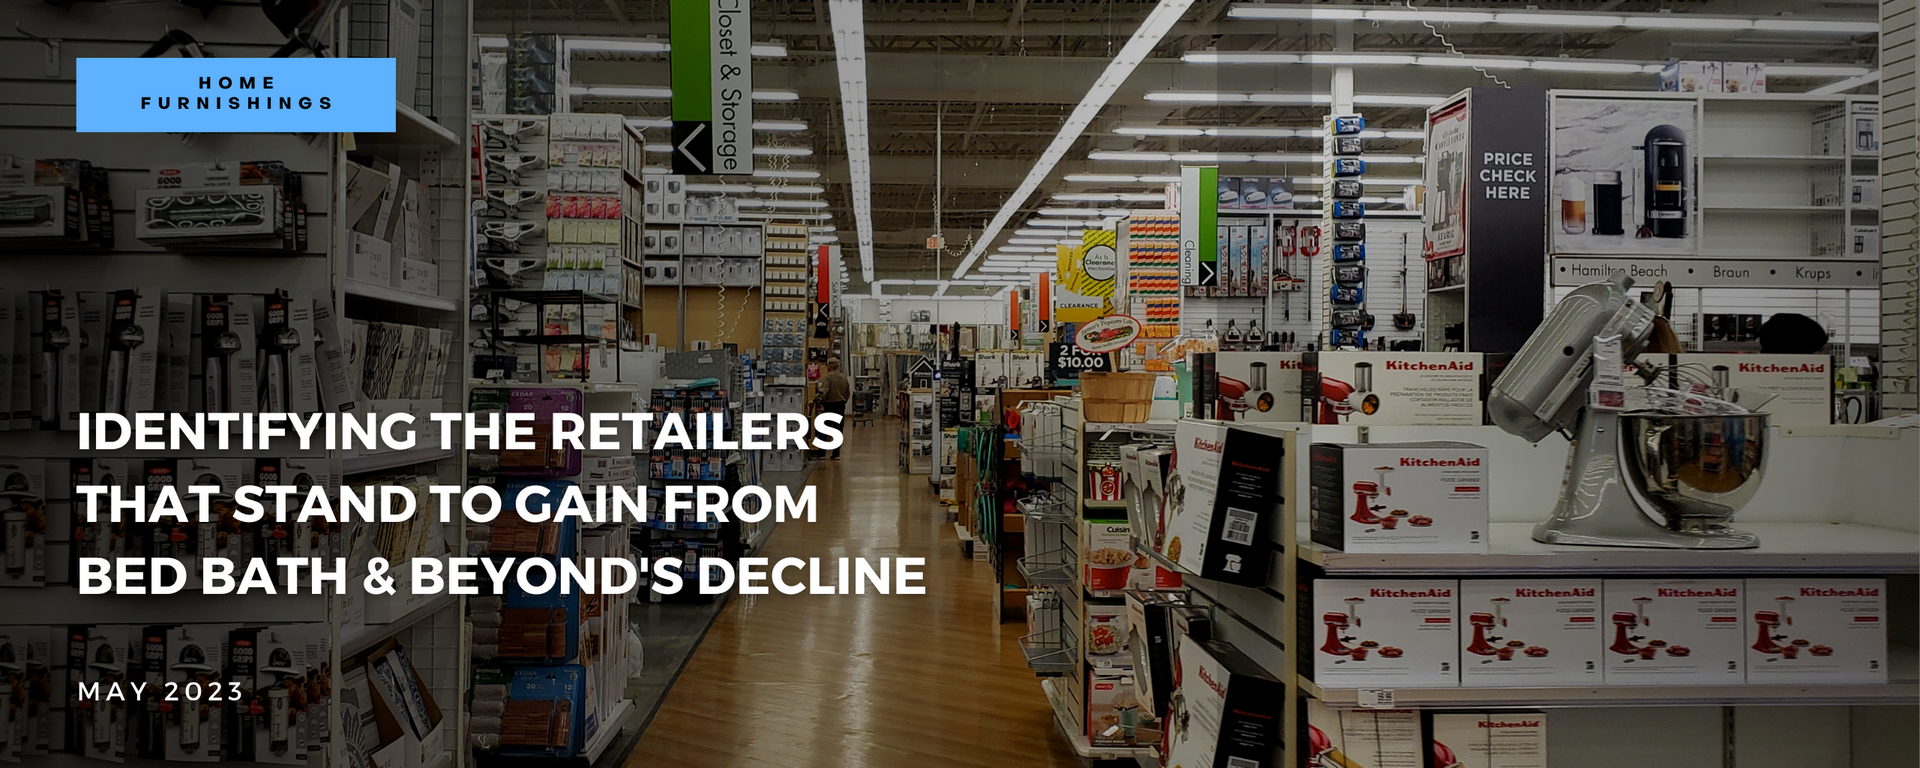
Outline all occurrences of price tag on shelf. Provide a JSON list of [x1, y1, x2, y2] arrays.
[[1357, 689, 1396, 709]]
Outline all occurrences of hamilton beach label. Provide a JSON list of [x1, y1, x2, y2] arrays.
[[1554, 256, 1879, 289]]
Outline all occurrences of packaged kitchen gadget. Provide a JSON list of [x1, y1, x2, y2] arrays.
[[1743, 578, 1887, 684], [1165, 423, 1284, 586], [1163, 639, 1284, 768], [1430, 712, 1548, 768], [0, 458, 47, 587], [1310, 442, 1489, 554], [1602, 579, 1745, 684], [164, 624, 238, 762], [1206, 352, 1305, 423], [1301, 352, 1484, 426], [1309, 579, 1460, 688], [1458, 580, 1603, 687], [1086, 669, 1142, 747], [1306, 699, 1423, 768]]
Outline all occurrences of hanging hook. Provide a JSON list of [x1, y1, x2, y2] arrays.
[[15, 23, 61, 78]]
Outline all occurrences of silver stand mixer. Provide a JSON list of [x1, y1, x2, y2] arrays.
[[1489, 276, 1767, 549]]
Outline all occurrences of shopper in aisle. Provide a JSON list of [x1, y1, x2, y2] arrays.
[[814, 359, 851, 459]]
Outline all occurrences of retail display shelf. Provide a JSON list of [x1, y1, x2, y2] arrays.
[[343, 446, 458, 475], [345, 278, 460, 311], [498, 333, 619, 345], [1082, 420, 1179, 435], [494, 289, 621, 305], [1299, 647, 1918, 708], [1084, 499, 1128, 511], [1020, 626, 1078, 676], [582, 698, 637, 763], [1700, 204, 1846, 212], [0, 590, 326, 625], [359, 101, 462, 147], [1042, 677, 1158, 762], [340, 593, 459, 656], [1298, 522, 1920, 575], [1019, 550, 1078, 589], [1700, 154, 1845, 163]]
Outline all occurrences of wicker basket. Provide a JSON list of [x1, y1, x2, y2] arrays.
[[1079, 371, 1155, 423]]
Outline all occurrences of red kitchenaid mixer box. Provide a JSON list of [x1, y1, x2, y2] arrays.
[[1601, 579, 1745, 685], [1310, 442, 1489, 554], [1430, 712, 1548, 768], [1743, 579, 1887, 684], [1458, 580, 1603, 687], [1309, 579, 1461, 688]]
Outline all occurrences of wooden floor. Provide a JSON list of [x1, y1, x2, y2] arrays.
[[624, 421, 1084, 767]]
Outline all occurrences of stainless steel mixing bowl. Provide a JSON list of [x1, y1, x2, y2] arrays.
[[1619, 412, 1770, 535]]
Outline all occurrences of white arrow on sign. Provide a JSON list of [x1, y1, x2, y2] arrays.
[[677, 123, 709, 173]]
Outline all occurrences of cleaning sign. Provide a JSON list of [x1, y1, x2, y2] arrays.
[[670, 0, 754, 175], [1179, 165, 1218, 286]]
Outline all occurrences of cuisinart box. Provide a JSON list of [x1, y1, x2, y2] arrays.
[[1667, 354, 1830, 427], [1165, 422, 1284, 586], [1309, 580, 1460, 687], [1744, 578, 1887, 684], [1458, 580, 1603, 687], [1162, 639, 1284, 768], [1310, 442, 1489, 554], [1430, 712, 1548, 768], [1301, 352, 1484, 426], [1305, 699, 1423, 768], [1602, 579, 1745, 684], [1209, 352, 1304, 423]]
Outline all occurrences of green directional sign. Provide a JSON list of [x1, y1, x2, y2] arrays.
[[1181, 165, 1218, 286], [670, 0, 754, 175]]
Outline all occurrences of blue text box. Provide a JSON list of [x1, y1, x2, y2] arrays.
[[77, 58, 397, 133]]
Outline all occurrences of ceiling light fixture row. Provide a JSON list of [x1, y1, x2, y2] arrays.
[[1088, 150, 1424, 164], [1116, 125, 1429, 139], [625, 118, 807, 132], [1181, 51, 1870, 78], [952, 0, 1197, 281], [573, 85, 800, 101], [1144, 91, 1445, 106], [477, 37, 791, 56], [1223, 4, 1878, 34], [828, 0, 877, 282]]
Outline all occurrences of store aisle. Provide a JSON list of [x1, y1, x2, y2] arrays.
[[625, 420, 1082, 767]]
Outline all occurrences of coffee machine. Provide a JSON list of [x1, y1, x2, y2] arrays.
[[1641, 124, 1688, 239]]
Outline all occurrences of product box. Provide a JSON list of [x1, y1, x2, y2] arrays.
[[1667, 353, 1831, 427], [1602, 579, 1745, 685], [1207, 352, 1304, 422], [1008, 351, 1044, 389], [1850, 101, 1879, 154], [1248, 224, 1269, 295], [1309, 579, 1460, 687], [1850, 225, 1880, 260], [347, 232, 395, 285], [1165, 423, 1283, 586], [1123, 589, 1186, 720], [1082, 519, 1144, 596], [1163, 639, 1284, 768], [165, 624, 238, 761], [83, 625, 134, 762], [0, 458, 47, 587], [1458, 580, 1603, 687], [1743, 578, 1887, 684], [1309, 442, 1489, 554], [0, 626, 53, 755], [1850, 175, 1879, 208], [1301, 352, 1484, 426], [1086, 669, 1143, 747], [1228, 225, 1250, 296], [1721, 62, 1766, 94], [973, 352, 1007, 390], [1659, 60, 1722, 92], [1087, 601, 1132, 671], [1305, 699, 1423, 768], [1430, 712, 1548, 768], [498, 664, 586, 758], [366, 642, 446, 768]]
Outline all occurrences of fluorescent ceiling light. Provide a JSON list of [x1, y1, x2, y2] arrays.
[[573, 86, 799, 101], [810, 226, 837, 233], [1808, 70, 1881, 94], [1037, 207, 1153, 216], [952, 0, 1198, 280], [1026, 219, 1102, 227], [754, 120, 808, 131], [1015, 228, 1079, 236], [810, 235, 840, 243], [828, 0, 876, 283], [980, 267, 1030, 273], [997, 246, 1052, 252], [754, 169, 821, 179], [738, 212, 833, 221], [753, 146, 814, 156], [1767, 65, 1874, 77], [1062, 173, 1181, 183], [1528, 59, 1654, 74], [1225, 4, 1877, 34], [1008, 237, 1063, 245], [1118, 126, 1206, 136], [1144, 92, 1442, 107], [761, 200, 829, 209], [1053, 192, 1170, 201], [555, 38, 788, 57]]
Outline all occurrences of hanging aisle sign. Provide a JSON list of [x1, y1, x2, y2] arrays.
[[670, 0, 754, 175], [1180, 165, 1219, 286]]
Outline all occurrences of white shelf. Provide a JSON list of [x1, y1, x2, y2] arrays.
[[346, 278, 460, 311], [1300, 647, 1918, 708], [361, 101, 462, 147], [1300, 522, 1920, 575], [0, 589, 325, 625], [1042, 677, 1158, 762], [343, 446, 457, 475], [340, 593, 459, 656], [1701, 154, 1845, 163], [1702, 204, 1845, 212], [582, 698, 636, 763]]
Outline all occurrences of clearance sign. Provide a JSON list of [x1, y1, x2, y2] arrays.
[[670, 0, 754, 175], [1052, 229, 1117, 324]]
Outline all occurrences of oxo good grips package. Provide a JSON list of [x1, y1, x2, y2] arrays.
[[0, 457, 48, 587], [1602, 579, 1745, 684], [1311, 580, 1460, 687], [1429, 712, 1548, 768], [1309, 442, 1489, 554], [1743, 579, 1887, 684], [165, 624, 239, 761], [1458, 580, 1602, 687]]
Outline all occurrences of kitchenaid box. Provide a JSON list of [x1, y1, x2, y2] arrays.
[[1743, 579, 1887, 684], [1300, 352, 1484, 426], [1310, 580, 1460, 687], [1429, 712, 1548, 768], [1665, 354, 1831, 427], [1162, 639, 1284, 768], [1457, 580, 1603, 687], [1310, 442, 1489, 554], [1165, 422, 1282, 586], [1207, 352, 1304, 423], [1602, 579, 1745, 684], [1305, 699, 1423, 768]]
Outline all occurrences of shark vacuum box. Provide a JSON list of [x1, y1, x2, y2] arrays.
[[1310, 579, 1460, 687], [1458, 580, 1603, 687], [1602, 579, 1745, 685], [1744, 579, 1887, 684], [1310, 442, 1489, 553]]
